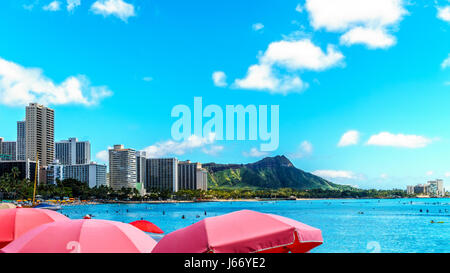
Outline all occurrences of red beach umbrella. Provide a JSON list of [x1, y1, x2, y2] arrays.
[[0, 208, 69, 248], [129, 220, 164, 234], [152, 210, 323, 253], [0, 219, 157, 253]]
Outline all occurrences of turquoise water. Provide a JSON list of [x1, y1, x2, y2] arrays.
[[60, 198, 450, 253]]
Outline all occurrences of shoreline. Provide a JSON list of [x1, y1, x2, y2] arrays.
[[58, 196, 449, 206]]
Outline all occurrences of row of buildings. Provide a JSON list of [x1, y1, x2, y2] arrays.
[[406, 179, 446, 197], [0, 103, 208, 194], [108, 145, 208, 194]]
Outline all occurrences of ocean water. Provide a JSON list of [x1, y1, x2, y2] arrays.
[[60, 198, 450, 253]]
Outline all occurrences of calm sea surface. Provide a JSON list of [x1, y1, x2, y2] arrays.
[[60, 198, 450, 253]]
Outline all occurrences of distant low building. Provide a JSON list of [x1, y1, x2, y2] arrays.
[[0, 160, 38, 181], [407, 179, 446, 197], [0, 141, 16, 161], [427, 179, 445, 197], [45, 160, 64, 185]]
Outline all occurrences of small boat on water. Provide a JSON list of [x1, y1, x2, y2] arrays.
[[34, 203, 62, 211]]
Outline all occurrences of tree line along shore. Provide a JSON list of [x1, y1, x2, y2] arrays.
[[0, 167, 417, 202]]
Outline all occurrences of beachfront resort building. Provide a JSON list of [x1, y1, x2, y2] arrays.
[[109, 145, 137, 191], [55, 137, 91, 165], [16, 121, 26, 161], [406, 179, 446, 197], [63, 163, 107, 188], [25, 103, 55, 167], [44, 160, 107, 188], [145, 158, 179, 192], [178, 160, 208, 191]]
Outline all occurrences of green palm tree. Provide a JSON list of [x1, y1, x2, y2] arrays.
[[11, 167, 20, 181]]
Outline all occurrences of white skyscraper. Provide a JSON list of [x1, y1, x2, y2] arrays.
[[55, 138, 90, 165], [109, 145, 137, 191]]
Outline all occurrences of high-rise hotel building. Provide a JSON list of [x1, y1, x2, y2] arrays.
[[145, 158, 179, 192], [55, 137, 91, 165], [178, 161, 208, 191], [109, 145, 137, 191], [25, 103, 54, 167], [136, 151, 147, 185], [16, 121, 26, 161]]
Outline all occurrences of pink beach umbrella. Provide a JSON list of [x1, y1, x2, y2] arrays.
[[0, 208, 69, 248], [0, 219, 157, 253], [152, 210, 323, 253]]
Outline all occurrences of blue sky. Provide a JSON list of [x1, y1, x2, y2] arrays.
[[0, 0, 450, 189]]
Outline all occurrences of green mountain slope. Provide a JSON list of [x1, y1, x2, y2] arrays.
[[204, 155, 352, 190]]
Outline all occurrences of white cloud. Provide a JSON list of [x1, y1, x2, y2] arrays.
[[295, 4, 303, 13], [312, 170, 357, 179], [91, 0, 135, 22], [290, 140, 313, 159], [366, 132, 433, 148], [340, 27, 396, 49], [261, 40, 344, 71], [437, 6, 450, 22], [426, 171, 434, 176], [234, 64, 306, 94], [23, 4, 35, 10], [252, 23, 264, 32], [234, 39, 343, 94], [380, 173, 388, 179], [43, 1, 61, 11], [0, 57, 112, 107], [67, 0, 81, 12], [305, 0, 406, 49], [442, 54, 450, 69], [212, 71, 227, 87], [338, 130, 360, 147], [142, 134, 218, 158], [445, 172, 450, 177], [95, 148, 111, 163], [202, 145, 224, 156], [243, 148, 269, 157], [143, 76, 153, 82]]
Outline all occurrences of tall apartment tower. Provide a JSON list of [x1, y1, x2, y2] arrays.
[[145, 158, 179, 192], [25, 103, 55, 167], [17, 121, 26, 161], [108, 145, 137, 191], [55, 138, 90, 165]]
